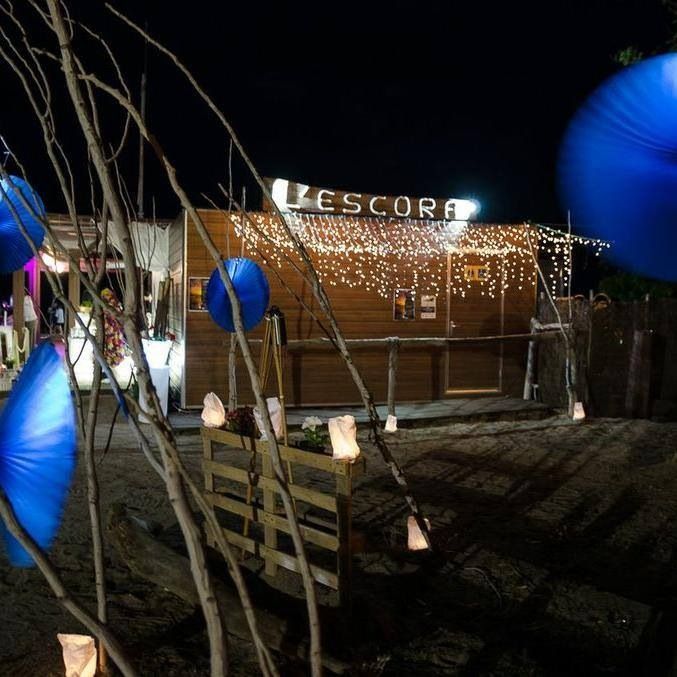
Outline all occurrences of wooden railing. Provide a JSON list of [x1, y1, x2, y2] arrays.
[[201, 427, 365, 606], [243, 330, 561, 416]]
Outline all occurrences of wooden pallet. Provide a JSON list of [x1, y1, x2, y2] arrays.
[[201, 427, 365, 606]]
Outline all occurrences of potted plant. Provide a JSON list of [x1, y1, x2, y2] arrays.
[[78, 298, 93, 314], [223, 406, 255, 438], [298, 416, 329, 453]]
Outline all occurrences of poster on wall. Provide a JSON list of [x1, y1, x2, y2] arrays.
[[420, 294, 437, 319], [393, 288, 415, 320], [188, 277, 209, 311]]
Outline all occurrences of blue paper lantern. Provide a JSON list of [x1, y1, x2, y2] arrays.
[[206, 257, 270, 333], [0, 175, 46, 273], [0, 342, 76, 567], [559, 53, 677, 282]]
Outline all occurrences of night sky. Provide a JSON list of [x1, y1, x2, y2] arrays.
[[0, 0, 672, 224]]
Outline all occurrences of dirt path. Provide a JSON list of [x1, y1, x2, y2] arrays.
[[1, 404, 677, 675]]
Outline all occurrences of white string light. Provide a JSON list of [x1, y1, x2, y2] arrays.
[[235, 214, 610, 299]]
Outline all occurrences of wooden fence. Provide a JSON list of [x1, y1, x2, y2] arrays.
[[245, 330, 560, 416], [201, 427, 365, 606]]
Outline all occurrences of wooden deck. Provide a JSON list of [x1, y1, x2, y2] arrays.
[[169, 396, 552, 432]]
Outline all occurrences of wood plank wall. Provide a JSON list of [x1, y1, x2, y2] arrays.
[[167, 212, 185, 404], [177, 210, 536, 408]]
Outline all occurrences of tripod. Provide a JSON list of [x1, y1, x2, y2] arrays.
[[242, 307, 291, 554], [259, 306, 288, 444]]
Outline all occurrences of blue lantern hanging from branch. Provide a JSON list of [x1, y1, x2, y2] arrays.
[[0, 175, 46, 273], [559, 53, 677, 282], [206, 257, 270, 333], [0, 342, 77, 567]]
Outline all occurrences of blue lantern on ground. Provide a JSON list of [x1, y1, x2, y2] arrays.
[[559, 54, 677, 282], [206, 257, 270, 333], [0, 342, 77, 567], [0, 175, 46, 273]]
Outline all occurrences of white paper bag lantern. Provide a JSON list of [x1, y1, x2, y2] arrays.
[[254, 397, 282, 441], [573, 401, 586, 421], [385, 414, 398, 433], [57, 634, 96, 677], [328, 415, 360, 461], [407, 515, 431, 551], [201, 392, 226, 428]]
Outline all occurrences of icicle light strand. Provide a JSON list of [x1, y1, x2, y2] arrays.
[[233, 214, 610, 299]]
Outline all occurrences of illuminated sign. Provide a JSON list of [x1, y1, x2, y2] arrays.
[[266, 178, 479, 221]]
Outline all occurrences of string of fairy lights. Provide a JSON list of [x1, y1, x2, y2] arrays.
[[234, 213, 611, 300]]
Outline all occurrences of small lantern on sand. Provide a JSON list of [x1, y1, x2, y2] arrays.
[[573, 401, 586, 421], [201, 392, 226, 428], [57, 634, 96, 677], [407, 515, 431, 551], [254, 397, 283, 440], [385, 414, 398, 433], [328, 415, 360, 461]]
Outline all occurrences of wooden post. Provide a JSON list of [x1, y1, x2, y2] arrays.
[[68, 250, 81, 330], [202, 435, 215, 548], [336, 467, 353, 612], [387, 338, 399, 417], [625, 329, 653, 418], [523, 318, 538, 400], [261, 453, 278, 577], [228, 334, 237, 411], [12, 270, 24, 335]]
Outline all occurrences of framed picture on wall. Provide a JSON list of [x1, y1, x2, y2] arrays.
[[420, 294, 436, 319], [393, 288, 415, 320], [188, 277, 209, 311]]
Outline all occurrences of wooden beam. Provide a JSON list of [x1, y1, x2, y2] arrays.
[[67, 249, 80, 329], [203, 459, 337, 512], [12, 270, 24, 334]]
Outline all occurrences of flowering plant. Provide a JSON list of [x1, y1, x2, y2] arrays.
[[301, 416, 328, 448], [224, 406, 255, 437]]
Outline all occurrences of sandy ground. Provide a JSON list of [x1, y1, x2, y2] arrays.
[[2, 396, 677, 676]]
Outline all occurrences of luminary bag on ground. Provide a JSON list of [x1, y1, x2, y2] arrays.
[[573, 401, 586, 421], [328, 415, 361, 461], [201, 391, 226, 428], [407, 515, 431, 551], [57, 633, 96, 677], [385, 414, 398, 432], [254, 396, 282, 440]]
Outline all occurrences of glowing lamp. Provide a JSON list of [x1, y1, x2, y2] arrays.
[[384, 414, 397, 433], [254, 397, 282, 441], [407, 515, 431, 551], [573, 402, 586, 421], [141, 338, 172, 369], [201, 392, 226, 428], [328, 415, 360, 461], [57, 634, 96, 677]]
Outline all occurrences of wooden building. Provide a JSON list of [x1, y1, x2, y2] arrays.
[[167, 184, 538, 409]]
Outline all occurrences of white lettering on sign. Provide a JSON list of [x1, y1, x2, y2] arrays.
[[418, 197, 435, 218], [342, 193, 362, 214], [267, 178, 479, 221], [394, 195, 412, 217], [369, 195, 387, 216], [317, 189, 335, 212]]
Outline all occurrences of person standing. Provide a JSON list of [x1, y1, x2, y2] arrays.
[[54, 302, 65, 336], [23, 291, 38, 347]]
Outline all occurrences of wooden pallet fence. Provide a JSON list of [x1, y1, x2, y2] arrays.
[[201, 426, 365, 606]]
